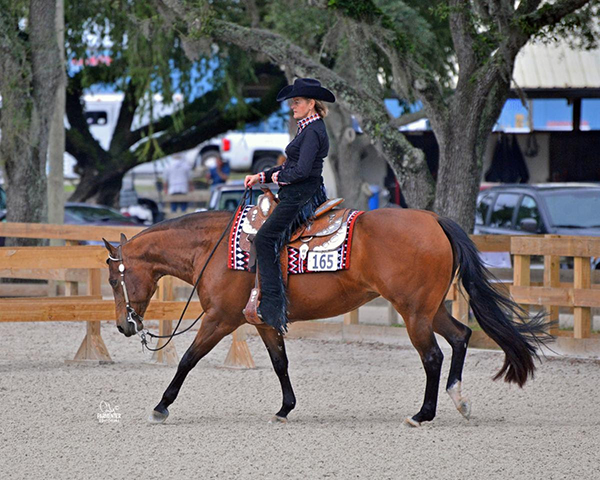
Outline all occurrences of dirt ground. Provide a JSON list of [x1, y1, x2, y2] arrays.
[[1, 321, 599, 480]]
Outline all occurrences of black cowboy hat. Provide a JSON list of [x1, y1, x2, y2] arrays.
[[276, 78, 336, 103]]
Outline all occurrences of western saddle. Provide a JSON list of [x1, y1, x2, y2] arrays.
[[241, 188, 350, 325]]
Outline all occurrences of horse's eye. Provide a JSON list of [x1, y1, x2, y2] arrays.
[[109, 279, 118, 288]]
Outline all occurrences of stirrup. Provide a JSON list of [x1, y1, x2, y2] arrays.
[[242, 287, 264, 325]]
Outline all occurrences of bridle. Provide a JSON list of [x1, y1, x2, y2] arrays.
[[107, 188, 252, 352], [107, 243, 144, 335]]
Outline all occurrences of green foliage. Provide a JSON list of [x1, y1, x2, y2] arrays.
[[376, 0, 454, 78], [0, 0, 35, 134], [522, 1, 600, 49], [327, 0, 382, 20], [265, 0, 335, 56], [63, 0, 282, 167]]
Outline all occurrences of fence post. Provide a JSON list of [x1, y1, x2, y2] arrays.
[[64, 240, 79, 296], [343, 309, 359, 325], [573, 256, 592, 339], [224, 325, 256, 369], [543, 236, 560, 336], [71, 268, 112, 363], [513, 252, 531, 316], [452, 280, 470, 325], [150, 276, 179, 366]]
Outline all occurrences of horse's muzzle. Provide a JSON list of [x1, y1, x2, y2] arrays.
[[117, 310, 144, 337]]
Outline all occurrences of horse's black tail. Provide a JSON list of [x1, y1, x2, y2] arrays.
[[437, 216, 552, 387]]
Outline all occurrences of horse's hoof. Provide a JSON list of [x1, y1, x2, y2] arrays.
[[457, 398, 471, 420], [269, 415, 288, 424], [404, 416, 421, 428], [447, 382, 470, 420], [148, 409, 169, 424]]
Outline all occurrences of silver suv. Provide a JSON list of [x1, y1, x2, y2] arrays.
[[475, 183, 600, 268]]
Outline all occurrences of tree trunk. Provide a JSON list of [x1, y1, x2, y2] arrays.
[[325, 103, 370, 210], [1, 70, 48, 246], [433, 123, 481, 232], [69, 169, 126, 207], [0, 0, 61, 246], [48, 0, 66, 226], [433, 69, 511, 232]]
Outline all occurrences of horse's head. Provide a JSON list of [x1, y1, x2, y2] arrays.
[[103, 234, 155, 337]]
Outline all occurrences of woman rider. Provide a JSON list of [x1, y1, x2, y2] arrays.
[[244, 78, 335, 333]]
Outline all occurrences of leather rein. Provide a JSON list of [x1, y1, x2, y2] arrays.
[[107, 188, 251, 352]]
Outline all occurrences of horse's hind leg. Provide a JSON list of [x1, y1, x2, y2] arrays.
[[149, 315, 239, 424], [256, 325, 296, 423], [433, 305, 472, 420], [402, 313, 444, 427]]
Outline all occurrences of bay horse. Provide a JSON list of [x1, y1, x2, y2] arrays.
[[103, 208, 548, 427]]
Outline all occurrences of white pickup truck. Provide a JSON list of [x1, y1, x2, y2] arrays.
[[218, 130, 290, 173]]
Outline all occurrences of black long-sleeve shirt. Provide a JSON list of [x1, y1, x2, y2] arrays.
[[264, 119, 329, 185]]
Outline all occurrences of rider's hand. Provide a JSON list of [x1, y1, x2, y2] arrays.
[[244, 174, 261, 188]]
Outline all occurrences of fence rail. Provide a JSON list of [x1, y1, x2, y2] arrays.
[[0, 221, 254, 367], [511, 235, 600, 339], [2, 222, 599, 366]]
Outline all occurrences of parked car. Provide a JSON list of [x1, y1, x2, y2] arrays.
[[207, 181, 279, 211], [63, 203, 143, 227], [0, 193, 141, 245], [0, 190, 141, 227], [475, 183, 600, 268]]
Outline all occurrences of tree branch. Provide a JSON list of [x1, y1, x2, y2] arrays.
[[129, 75, 285, 162], [519, 0, 591, 33], [390, 110, 426, 128], [367, 28, 448, 137], [127, 88, 222, 145], [152, 0, 436, 209], [448, 0, 478, 79], [515, 0, 543, 16], [244, 0, 260, 28], [0, 10, 21, 56], [65, 76, 108, 167], [108, 79, 138, 153]]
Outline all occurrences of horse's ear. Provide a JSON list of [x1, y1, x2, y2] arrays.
[[120, 233, 127, 245], [102, 238, 117, 256]]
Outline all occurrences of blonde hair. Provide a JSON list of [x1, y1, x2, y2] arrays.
[[314, 99, 328, 118]]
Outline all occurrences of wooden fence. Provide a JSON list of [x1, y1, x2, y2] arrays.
[[0, 222, 252, 367], [511, 235, 600, 339], [345, 233, 600, 341], [343, 235, 512, 327], [2, 222, 599, 366]]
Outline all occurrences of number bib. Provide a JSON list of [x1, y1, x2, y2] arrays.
[[307, 251, 338, 271]]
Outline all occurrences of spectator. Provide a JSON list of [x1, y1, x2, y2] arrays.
[[163, 154, 193, 213], [207, 155, 231, 188]]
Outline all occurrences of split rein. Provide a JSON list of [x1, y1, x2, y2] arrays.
[[108, 188, 252, 353]]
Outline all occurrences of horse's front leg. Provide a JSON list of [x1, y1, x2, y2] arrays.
[[149, 315, 239, 424], [256, 325, 296, 423]]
